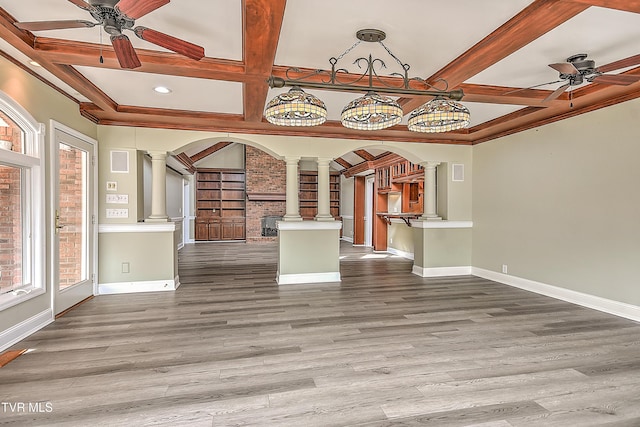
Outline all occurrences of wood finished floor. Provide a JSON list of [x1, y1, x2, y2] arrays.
[[2, 242, 640, 426]]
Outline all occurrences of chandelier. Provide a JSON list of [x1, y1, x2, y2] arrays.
[[265, 29, 470, 133]]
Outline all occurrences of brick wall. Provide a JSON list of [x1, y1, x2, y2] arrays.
[[57, 145, 84, 288], [245, 146, 286, 242]]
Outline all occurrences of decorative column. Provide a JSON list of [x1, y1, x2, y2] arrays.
[[147, 151, 169, 222], [283, 156, 302, 221], [315, 157, 334, 221], [420, 161, 441, 221]]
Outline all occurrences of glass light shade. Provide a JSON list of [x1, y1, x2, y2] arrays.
[[340, 92, 403, 131], [407, 98, 470, 133], [265, 87, 327, 127]]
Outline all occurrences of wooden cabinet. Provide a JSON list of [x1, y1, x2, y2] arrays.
[[298, 170, 340, 220], [195, 169, 246, 241]]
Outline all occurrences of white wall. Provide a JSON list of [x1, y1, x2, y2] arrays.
[[472, 97, 640, 306]]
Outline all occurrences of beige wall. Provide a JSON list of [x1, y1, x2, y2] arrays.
[[0, 56, 96, 336], [472, 97, 640, 306], [193, 143, 245, 169], [414, 227, 472, 269], [340, 175, 355, 240], [277, 228, 341, 275], [98, 231, 176, 284], [388, 221, 414, 255]]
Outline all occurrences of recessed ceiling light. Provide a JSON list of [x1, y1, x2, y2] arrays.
[[154, 86, 172, 94], [29, 61, 41, 67]]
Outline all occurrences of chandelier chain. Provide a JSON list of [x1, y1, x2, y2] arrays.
[[334, 40, 362, 62], [379, 41, 409, 71]]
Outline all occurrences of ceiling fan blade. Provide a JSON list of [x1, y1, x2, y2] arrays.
[[67, 0, 95, 11], [549, 62, 578, 75], [16, 20, 96, 31], [543, 82, 570, 102], [111, 34, 142, 69], [133, 27, 205, 60], [116, 0, 170, 19], [597, 54, 640, 73], [591, 74, 640, 86]]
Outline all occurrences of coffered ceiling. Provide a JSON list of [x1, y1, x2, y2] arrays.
[[0, 0, 639, 146]]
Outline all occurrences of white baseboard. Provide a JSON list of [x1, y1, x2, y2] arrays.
[[98, 278, 180, 295], [472, 267, 640, 323], [277, 271, 341, 285], [387, 247, 414, 260], [0, 309, 53, 352], [341, 236, 354, 243], [412, 265, 472, 277]]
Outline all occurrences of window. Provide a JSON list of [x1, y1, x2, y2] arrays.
[[0, 92, 45, 310]]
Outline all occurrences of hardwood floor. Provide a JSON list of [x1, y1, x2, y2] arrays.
[[2, 241, 640, 426]]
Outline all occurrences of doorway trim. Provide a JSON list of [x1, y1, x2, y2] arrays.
[[49, 120, 98, 313]]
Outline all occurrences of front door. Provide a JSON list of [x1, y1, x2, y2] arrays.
[[52, 127, 96, 315]]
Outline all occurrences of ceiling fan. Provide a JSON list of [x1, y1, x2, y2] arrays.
[[512, 53, 640, 103], [14, 0, 205, 69]]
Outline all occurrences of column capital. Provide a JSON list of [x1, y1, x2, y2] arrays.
[[316, 157, 333, 166], [147, 150, 168, 159], [419, 160, 441, 169], [284, 156, 301, 165]]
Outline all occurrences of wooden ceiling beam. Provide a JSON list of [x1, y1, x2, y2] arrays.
[[353, 150, 375, 161], [0, 11, 118, 111], [334, 157, 353, 169], [174, 152, 196, 174], [80, 103, 473, 144], [242, 0, 287, 122], [34, 38, 246, 81], [399, 0, 590, 113], [566, 0, 640, 13]]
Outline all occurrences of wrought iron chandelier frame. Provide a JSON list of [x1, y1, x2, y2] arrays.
[[267, 29, 465, 102]]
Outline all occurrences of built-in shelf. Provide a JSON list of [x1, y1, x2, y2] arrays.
[[299, 170, 340, 220], [195, 168, 246, 241], [246, 192, 286, 201]]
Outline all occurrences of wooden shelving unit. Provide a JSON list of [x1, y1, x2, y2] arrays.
[[298, 170, 340, 220], [195, 168, 246, 241]]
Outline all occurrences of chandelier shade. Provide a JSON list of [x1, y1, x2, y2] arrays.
[[407, 98, 470, 133], [265, 87, 327, 127], [340, 92, 403, 131]]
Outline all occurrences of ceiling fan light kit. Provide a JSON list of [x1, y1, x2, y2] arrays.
[[14, 0, 205, 69], [265, 29, 470, 133]]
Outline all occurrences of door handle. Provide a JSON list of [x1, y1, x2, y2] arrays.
[[55, 210, 65, 234]]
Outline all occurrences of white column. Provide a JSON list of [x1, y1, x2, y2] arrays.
[[283, 156, 302, 221], [147, 150, 169, 222], [420, 161, 441, 221], [315, 157, 334, 221]]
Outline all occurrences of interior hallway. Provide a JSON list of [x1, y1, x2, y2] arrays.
[[1, 242, 640, 426]]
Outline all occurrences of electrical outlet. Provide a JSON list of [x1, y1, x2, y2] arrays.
[[502, 264, 508, 274], [122, 262, 130, 273]]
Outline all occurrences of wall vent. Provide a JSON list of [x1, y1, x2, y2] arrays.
[[110, 150, 129, 173], [452, 163, 464, 182]]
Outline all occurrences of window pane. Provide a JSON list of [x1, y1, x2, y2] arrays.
[[0, 164, 22, 295], [58, 143, 87, 288], [0, 112, 23, 153]]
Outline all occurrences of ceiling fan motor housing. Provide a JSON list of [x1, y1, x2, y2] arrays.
[[89, 3, 134, 35], [567, 54, 596, 75]]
